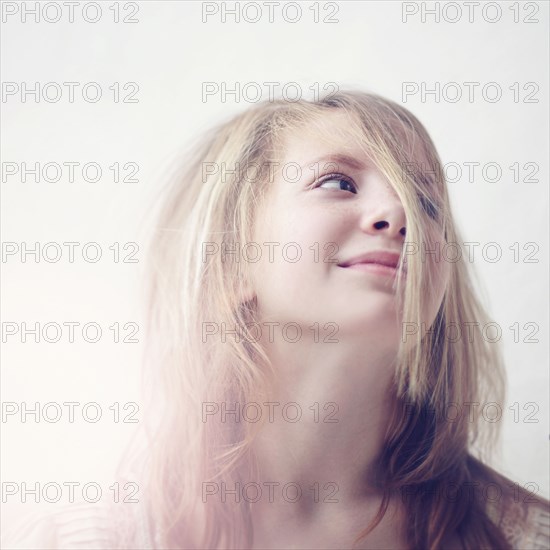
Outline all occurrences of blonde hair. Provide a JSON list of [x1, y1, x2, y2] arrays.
[[126, 90, 546, 549]]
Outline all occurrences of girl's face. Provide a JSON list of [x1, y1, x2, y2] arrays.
[[249, 110, 449, 354]]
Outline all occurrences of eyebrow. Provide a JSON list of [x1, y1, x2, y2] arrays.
[[299, 153, 368, 173]]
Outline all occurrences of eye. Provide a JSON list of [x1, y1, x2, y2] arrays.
[[414, 175, 440, 221], [418, 194, 439, 221], [315, 173, 358, 194]]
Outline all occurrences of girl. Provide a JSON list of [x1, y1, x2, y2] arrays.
[[5, 90, 549, 549]]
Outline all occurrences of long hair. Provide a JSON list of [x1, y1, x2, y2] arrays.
[[127, 90, 547, 549]]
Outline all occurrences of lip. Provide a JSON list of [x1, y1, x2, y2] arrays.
[[337, 250, 406, 275]]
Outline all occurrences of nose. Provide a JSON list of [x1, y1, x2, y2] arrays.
[[369, 212, 407, 237], [358, 183, 407, 239]]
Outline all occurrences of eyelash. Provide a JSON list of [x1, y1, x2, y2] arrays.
[[314, 173, 358, 194], [418, 195, 439, 221], [313, 174, 440, 221]]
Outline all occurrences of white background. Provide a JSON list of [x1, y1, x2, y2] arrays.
[[1, 0, 548, 526]]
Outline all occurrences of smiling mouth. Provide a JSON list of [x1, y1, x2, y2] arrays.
[[338, 262, 400, 277], [336, 250, 406, 276]]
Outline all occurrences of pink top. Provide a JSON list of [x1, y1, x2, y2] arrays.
[[3, 498, 549, 549]]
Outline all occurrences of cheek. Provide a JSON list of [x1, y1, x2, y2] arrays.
[[252, 196, 339, 268], [249, 204, 341, 317]]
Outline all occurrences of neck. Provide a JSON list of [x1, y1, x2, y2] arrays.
[[248, 331, 398, 516]]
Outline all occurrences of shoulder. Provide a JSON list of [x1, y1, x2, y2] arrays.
[[1, 501, 114, 549], [488, 498, 550, 550], [1, 499, 155, 550], [516, 501, 550, 550]]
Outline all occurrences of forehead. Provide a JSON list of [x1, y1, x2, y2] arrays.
[[277, 110, 367, 165], [276, 108, 431, 171]]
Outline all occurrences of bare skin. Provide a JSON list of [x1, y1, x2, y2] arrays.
[[242, 112, 450, 549]]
